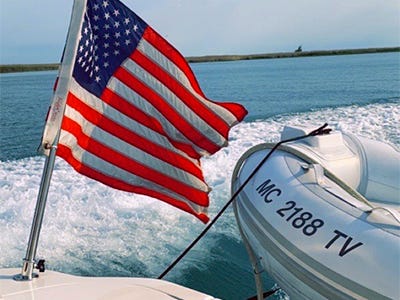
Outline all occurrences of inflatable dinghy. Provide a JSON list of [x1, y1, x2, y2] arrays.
[[232, 125, 400, 300]]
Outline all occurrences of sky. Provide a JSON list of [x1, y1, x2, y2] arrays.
[[0, 0, 399, 64]]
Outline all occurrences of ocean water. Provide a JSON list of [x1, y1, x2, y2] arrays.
[[0, 52, 399, 299]]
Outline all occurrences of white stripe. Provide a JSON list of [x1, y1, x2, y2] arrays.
[[138, 38, 239, 125], [69, 79, 201, 167], [59, 130, 210, 211], [122, 58, 227, 148], [106, 76, 208, 155], [63, 104, 209, 192]]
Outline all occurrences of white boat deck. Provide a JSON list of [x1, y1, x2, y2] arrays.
[[1, 268, 217, 300]]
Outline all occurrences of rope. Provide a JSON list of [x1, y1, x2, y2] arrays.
[[247, 287, 281, 300], [369, 207, 400, 224], [158, 123, 330, 279]]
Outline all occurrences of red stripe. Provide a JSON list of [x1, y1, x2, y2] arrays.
[[143, 27, 205, 98], [131, 50, 232, 137], [113, 67, 221, 154], [60, 115, 209, 206], [66, 92, 204, 180], [214, 101, 248, 122], [101, 87, 201, 159], [142, 27, 247, 123], [57, 144, 209, 223]]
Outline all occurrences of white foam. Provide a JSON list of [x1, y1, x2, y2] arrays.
[[0, 102, 399, 280]]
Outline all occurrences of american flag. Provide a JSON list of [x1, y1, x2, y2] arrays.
[[41, 0, 247, 223]]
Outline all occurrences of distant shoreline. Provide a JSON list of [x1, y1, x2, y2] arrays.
[[1, 47, 399, 74], [186, 46, 400, 63]]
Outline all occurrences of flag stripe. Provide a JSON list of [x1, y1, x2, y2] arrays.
[[121, 57, 228, 149], [100, 87, 200, 159], [58, 130, 207, 207], [69, 77, 202, 161], [60, 116, 210, 205], [142, 27, 206, 98], [113, 66, 221, 154], [56, 143, 209, 222], [64, 95, 206, 183], [131, 50, 233, 137], [105, 76, 206, 157], [137, 37, 245, 126]]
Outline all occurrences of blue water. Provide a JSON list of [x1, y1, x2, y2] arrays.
[[1, 53, 399, 161], [0, 71, 54, 161], [0, 52, 399, 300], [193, 52, 400, 120]]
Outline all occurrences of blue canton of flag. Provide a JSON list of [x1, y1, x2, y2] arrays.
[[73, 0, 147, 97]]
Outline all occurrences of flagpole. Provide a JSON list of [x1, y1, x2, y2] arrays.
[[14, 140, 59, 281], [14, 0, 87, 281]]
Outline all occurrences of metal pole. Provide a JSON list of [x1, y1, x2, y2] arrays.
[[13, 0, 86, 282], [14, 143, 58, 281]]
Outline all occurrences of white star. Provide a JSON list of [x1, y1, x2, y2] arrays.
[[114, 21, 120, 28], [104, 43, 109, 49], [125, 39, 131, 45], [115, 32, 121, 38], [93, 4, 100, 10], [114, 50, 120, 56], [133, 24, 138, 31], [104, 12, 110, 20], [125, 29, 131, 35], [95, 76, 101, 82], [124, 18, 130, 25], [93, 15, 99, 21], [104, 24, 110, 30], [104, 33, 110, 39], [104, 52, 109, 58], [103, 1, 109, 8], [104, 62, 109, 68], [113, 10, 120, 17]]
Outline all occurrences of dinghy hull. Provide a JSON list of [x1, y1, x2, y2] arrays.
[[232, 127, 400, 299]]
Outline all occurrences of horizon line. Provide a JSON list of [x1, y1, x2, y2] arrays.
[[1, 46, 399, 73]]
